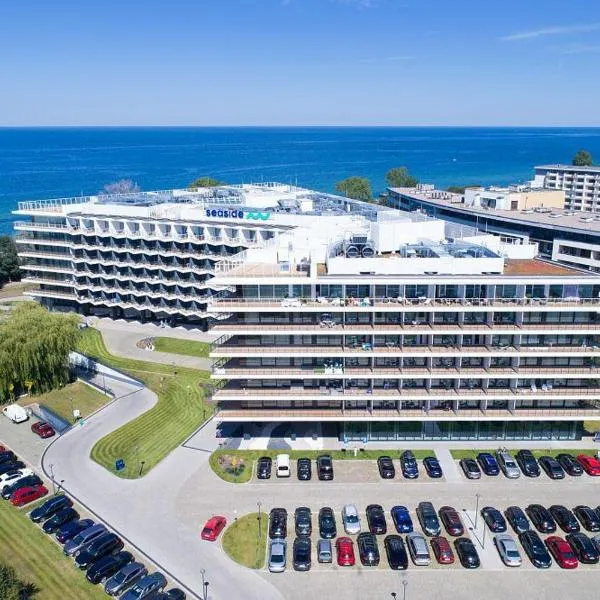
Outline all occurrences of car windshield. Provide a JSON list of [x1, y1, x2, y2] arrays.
[[506, 549, 519, 558], [271, 554, 284, 563], [114, 571, 127, 583], [563, 551, 576, 559], [506, 461, 517, 468], [346, 514, 358, 523]]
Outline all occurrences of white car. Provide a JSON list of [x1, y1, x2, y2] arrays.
[[2, 404, 28, 424], [494, 534, 522, 567], [342, 504, 361, 535], [0, 468, 33, 486]]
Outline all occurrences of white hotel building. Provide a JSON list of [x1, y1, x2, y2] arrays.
[[14, 184, 600, 441]]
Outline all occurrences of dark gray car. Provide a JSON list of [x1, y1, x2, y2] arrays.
[[120, 572, 167, 599], [104, 562, 148, 596]]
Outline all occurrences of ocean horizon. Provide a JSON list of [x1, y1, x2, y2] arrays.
[[2, 125, 600, 235]]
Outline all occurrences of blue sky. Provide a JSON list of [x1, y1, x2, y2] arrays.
[[1, 0, 599, 126]]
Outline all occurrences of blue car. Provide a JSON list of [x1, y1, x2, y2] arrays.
[[391, 505, 413, 533], [400, 451, 419, 479], [423, 456, 443, 478], [477, 453, 500, 476], [56, 519, 95, 544]]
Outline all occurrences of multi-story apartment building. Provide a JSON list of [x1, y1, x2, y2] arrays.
[[533, 164, 600, 212]]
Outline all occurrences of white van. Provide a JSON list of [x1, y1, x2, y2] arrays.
[[2, 404, 29, 424], [276, 454, 291, 478]]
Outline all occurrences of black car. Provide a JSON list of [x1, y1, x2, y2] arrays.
[[294, 507, 312, 537], [158, 590, 186, 600], [505, 506, 530, 535], [74, 533, 124, 569], [384, 535, 408, 570], [256, 457, 272, 479], [30, 494, 73, 523], [423, 456, 443, 478], [357, 532, 380, 566], [318, 507, 337, 539], [87, 551, 134, 584], [292, 537, 311, 571], [1, 474, 42, 499], [476, 453, 500, 476], [549, 505, 580, 533], [316, 455, 334, 480], [296, 458, 311, 481], [538, 456, 565, 479], [556, 453, 583, 476], [400, 450, 419, 479], [377, 456, 395, 479], [269, 508, 287, 539], [417, 502, 441, 536], [366, 504, 387, 534], [574, 505, 600, 532], [0, 451, 16, 464], [515, 450, 540, 478], [454, 537, 480, 569], [439, 506, 464, 537], [481, 507, 507, 533], [566, 532, 599, 564], [526, 504, 557, 534], [56, 519, 95, 544], [0, 461, 25, 476], [42, 507, 80, 534], [519, 530, 552, 569], [459, 458, 481, 480]]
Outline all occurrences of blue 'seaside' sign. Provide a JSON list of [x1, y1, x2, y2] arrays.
[[205, 209, 270, 221]]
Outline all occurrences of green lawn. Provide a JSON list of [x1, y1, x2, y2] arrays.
[[0, 282, 34, 299], [0, 499, 106, 600], [153, 337, 211, 358], [76, 328, 211, 479], [450, 448, 598, 460], [222, 512, 267, 569]]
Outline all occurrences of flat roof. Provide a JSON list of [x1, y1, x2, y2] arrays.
[[536, 164, 600, 174], [503, 259, 587, 277]]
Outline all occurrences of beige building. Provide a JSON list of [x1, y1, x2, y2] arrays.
[[463, 186, 565, 211]]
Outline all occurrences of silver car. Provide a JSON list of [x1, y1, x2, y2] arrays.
[[104, 562, 147, 596], [496, 451, 521, 479], [268, 539, 287, 573], [494, 533, 522, 567], [317, 539, 332, 563], [406, 532, 430, 566], [342, 504, 361, 535]]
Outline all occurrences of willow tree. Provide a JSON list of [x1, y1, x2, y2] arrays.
[[0, 303, 80, 403]]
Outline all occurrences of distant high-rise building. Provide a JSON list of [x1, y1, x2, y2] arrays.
[[534, 164, 600, 212]]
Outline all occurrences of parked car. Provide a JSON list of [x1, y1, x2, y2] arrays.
[[56, 519, 95, 544], [318, 507, 337, 539], [296, 458, 311, 481], [342, 504, 361, 535], [256, 456, 272, 479], [10, 485, 48, 507], [0, 451, 17, 464], [519, 530, 552, 569], [64, 523, 107, 556], [317, 539, 332, 563], [336, 537, 355, 566], [423, 456, 443, 478], [2, 474, 42, 499], [268, 508, 287, 539], [430, 535, 454, 565], [481, 506, 507, 533], [439, 506, 464, 537], [391, 505, 413, 533], [357, 532, 380, 566], [377, 456, 395, 479], [2, 404, 28, 424], [104, 562, 148, 596], [556, 453, 583, 476], [538, 456, 566, 479], [577, 454, 600, 476], [74, 532, 124, 569], [294, 507, 312, 537], [42, 507, 79, 534], [0, 461, 25, 476], [400, 450, 419, 479], [526, 505, 557, 534], [476, 452, 499, 476], [366, 504, 387, 535], [30, 494, 73, 523], [574, 505, 600, 532], [496, 450, 521, 479], [417, 502, 440, 536], [505, 506, 530, 534], [515, 449, 540, 477], [275, 454, 291, 478], [549, 505, 580, 533], [200, 515, 227, 541], [566, 532, 600, 564], [120, 572, 168, 599], [86, 551, 134, 584], [384, 534, 408, 569], [292, 537, 311, 571], [156, 590, 185, 600], [316, 455, 334, 480], [459, 458, 481, 480], [494, 533, 522, 567], [31, 421, 55, 438], [268, 539, 287, 573], [454, 537, 480, 569], [406, 532, 430, 566], [0, 468, 33, 487], [545, 536, 578, 569]]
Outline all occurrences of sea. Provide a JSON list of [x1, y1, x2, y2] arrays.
[[2, 126, 600, 235]]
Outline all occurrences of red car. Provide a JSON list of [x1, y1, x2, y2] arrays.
[[0, 446, 5, 452], [201, 515, 227, 541], [336, 537, 356, 566], [577, 454, 600, 476], [31, 422, 55, 439], [545, 536, 578, 569], [431, 536, 455, 564], [10, 485, 48, 507]]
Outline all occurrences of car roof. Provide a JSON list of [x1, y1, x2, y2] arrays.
[[344, 504, 358, 515]]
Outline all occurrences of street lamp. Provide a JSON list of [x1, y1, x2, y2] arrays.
[[203, 581, 209, 600], [474, 493, 481, 530], [200, 568, 206, 590], [257, 501, 262, 538], [57, 479, 65, 494], [391, 594, 397, 599], [49, 463, 56, 495], [69, 396, 74, 422], [402, 579, 407, 600]]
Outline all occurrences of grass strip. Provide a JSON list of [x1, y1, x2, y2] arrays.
[[153, 337, 211, 358], [450, 448, 598, 460], [222, 512, 267, 569]]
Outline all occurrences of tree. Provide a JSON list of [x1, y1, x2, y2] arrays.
[[572, 150, 593, 166], [188, 177, 224, 189], [385, 166, 418, 188], [446, 185, 481, 194], [335, 177, 373, 202], [101, 179, 140, 195], [0, 236, 21, 287], [0, 563, 35, 600]]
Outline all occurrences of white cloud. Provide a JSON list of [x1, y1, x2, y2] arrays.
[[501, 22, 600, 41]]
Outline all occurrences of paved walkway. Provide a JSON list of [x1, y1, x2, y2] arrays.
[[434, 448, 462, 482]]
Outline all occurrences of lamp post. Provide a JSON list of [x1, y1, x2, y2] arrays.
[[204, 581, 209, 600], [49, 463, 56, 495], [200, 568, 206, 592], [402, 579, 407, 600], [257, 501, 262, 538], [69, 396, 74, 422], [391, 594, 397, 599], [474, 493, 481, 530], [57, 479, 65, 494]]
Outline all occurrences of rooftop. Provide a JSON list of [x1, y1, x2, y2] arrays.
[[503, 259, 587, 277], [536, 164, 600, 174]]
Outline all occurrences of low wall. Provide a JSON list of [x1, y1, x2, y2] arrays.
[[68, 351, 144, 388]]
